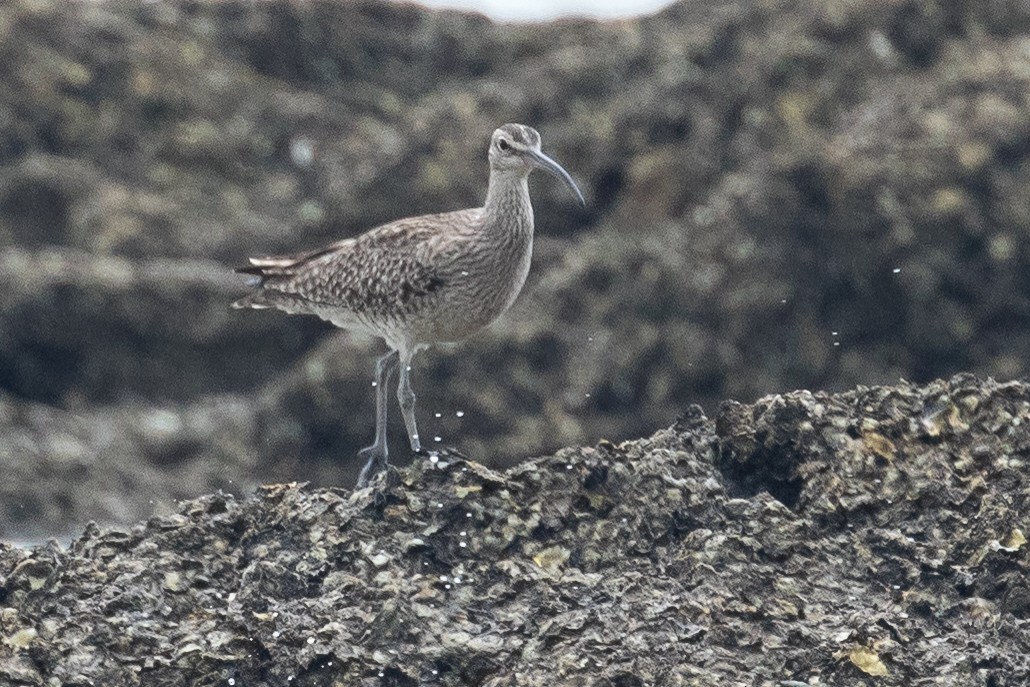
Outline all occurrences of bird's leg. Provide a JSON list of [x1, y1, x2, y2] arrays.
[[397, 351, 422, 453], [356, 350, 399, 488]]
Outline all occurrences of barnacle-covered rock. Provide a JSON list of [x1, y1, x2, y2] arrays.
[[2, 376, 1028, 684]]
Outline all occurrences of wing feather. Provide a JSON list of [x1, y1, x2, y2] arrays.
[[233, 208, 481, 316]]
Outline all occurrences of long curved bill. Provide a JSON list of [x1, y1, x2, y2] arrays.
[[526, 148, 586, 207]]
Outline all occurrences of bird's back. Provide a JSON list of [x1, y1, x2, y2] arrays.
[[233, 208, 492, 344]]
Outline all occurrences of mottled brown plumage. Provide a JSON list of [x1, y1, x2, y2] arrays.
[[233, 123, 584, 486]]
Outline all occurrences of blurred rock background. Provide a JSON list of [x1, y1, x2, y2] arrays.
[[1, 0, 1029, 539]]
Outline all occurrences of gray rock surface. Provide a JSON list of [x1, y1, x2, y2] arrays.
[[2, 0, 1030, 539], [2, 375, 1028, 685]]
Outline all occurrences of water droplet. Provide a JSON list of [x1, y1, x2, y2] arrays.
[[272, 631, 280, 638], [566, 464, 573, 470], [439, 575, 448, 582], [460, 531, 467, 536], [461, 270, 469, 276], [429, 454, 440, 464], [434, 436, 442, 442], [229, 679, 236, 686], [584, 393, 591, 398], [437, 502, 444, 508], [378, 672, 384, 678], [445, 584, 452, 589], [453, 576, 462, 584], [371, 381, 377, 387], [831, 331, 838, 336], [455, 410, 465, 418], [432, 670, 439, 675], [434, 412, 442, 418], [406, 365, 412, 371], [307, 637, 315, 644], [466, 512, 472, 518], [459, 542, 467, 548], [587, 336, 593, 342], [833, 342, 840, 347], [892, 267, 901, 273]]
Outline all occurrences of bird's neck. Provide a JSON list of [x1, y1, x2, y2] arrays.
[[483, 171, 533, 237]]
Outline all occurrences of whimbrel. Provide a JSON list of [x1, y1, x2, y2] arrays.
[[233, 123, 584, 486]]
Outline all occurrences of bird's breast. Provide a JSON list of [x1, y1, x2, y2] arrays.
[[417, 225, 534, 343]]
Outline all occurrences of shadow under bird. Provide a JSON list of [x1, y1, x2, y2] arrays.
[[233, 123, 585, 486]]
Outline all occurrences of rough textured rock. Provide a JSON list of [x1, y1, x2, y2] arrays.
[[3, 0, 1030, 539], [2, 375, 1029, 685]]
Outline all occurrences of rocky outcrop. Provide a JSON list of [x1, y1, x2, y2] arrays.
[[2, 375, 1028, 685], [3, 0, 1030, 539]]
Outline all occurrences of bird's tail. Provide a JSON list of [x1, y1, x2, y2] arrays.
[[231, 260, 300, 310], [232, 243, 346, 311], [235, 239, 349, 278], [230, 292, 275, 310], [234, 258, 296, 281]]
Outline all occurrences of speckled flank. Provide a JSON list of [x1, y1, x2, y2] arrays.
[[232, 123, 582, 485]]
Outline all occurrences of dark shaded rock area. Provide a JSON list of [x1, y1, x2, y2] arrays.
[[4, 0, 1030, 539], [2, 375, 1029, 685]]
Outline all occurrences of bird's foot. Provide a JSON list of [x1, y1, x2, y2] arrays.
[[356, 445, 389, 489]]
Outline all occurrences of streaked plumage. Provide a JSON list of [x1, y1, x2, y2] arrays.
[[233, 123, 584, 486]]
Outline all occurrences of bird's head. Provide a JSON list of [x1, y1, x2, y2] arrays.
[[489, 123, 585, 206]]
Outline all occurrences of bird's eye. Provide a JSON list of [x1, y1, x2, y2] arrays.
[[498, 138, 510, 151]]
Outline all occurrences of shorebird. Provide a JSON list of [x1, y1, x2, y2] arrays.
[[233, 123, 584, 486]]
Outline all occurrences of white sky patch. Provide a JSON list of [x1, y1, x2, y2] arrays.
[[398, 0, 674, 21]]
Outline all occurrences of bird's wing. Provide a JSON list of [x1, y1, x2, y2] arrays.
[[235, 208, 482, 312]]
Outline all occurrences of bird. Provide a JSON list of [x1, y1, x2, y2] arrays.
[[232, 123, 585, 487]]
